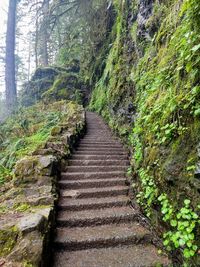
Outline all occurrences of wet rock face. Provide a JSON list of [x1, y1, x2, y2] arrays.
[[137, 0, 153, 41], [32, 67, 59, 81]]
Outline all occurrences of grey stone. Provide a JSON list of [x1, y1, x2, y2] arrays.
[[194, 162, 200, 179], [197, 145, 200, 158], [37, 207, 52, 219], [24, 188, 40, 198], [7, 231, 43, 265], [17, 213, 45, 234], [38, 155, 56, 169]]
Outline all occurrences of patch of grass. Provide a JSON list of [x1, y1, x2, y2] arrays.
[[0, 100, 82, 186]]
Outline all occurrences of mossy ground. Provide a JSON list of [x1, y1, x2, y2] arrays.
[[0, 101, 79, 186]]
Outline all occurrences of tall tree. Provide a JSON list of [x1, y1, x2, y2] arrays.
[[38, 0, 50, 66], [5, 0, 17, 112]]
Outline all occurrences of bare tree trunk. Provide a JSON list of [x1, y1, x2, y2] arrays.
[[27, 39, 31, 81], [40, 0, 49, 66], [5, 0, 17, 112], [35, 6, 39, 68]]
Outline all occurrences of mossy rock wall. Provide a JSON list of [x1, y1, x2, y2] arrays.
[[0, 102, 85, 266], [89, 0, 200, 264]]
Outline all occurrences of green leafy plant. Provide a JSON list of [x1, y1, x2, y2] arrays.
[[136, 168, 158, 217], [158, 195, 199, 259]]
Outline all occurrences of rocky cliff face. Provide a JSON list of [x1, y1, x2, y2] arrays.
[[89, 0, 200, 265]]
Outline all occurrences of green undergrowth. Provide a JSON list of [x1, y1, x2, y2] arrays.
[[89, 0, 200, 264], [89, 0, 135, 125], [131, 0, 200, 263], [0, 100, 81, 186]]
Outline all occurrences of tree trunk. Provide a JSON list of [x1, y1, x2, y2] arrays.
[[35, 5, 39, 68], [40, 0, 49, 66], [5, 0, 17, 112]]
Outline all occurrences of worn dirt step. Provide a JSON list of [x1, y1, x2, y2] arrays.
[[57, 206, 139, 227], [65, 165, 128, 173], [58, 196, 129, 211], [59, 178, 127, 189], [54, 223, 153, 251], [53, 244, 171, 267], [61, 171, 126, 180], [68, 159, 129, 166], [71, 154, 128, 160], [60, 185, 128, 199]]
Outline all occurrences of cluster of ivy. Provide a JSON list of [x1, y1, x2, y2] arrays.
[[133, 166, 200, 260], [158, 194, 200, 260], [136, 168, 158, 218]]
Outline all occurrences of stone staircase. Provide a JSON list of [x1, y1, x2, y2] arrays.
[[52, 112, 171, 267]]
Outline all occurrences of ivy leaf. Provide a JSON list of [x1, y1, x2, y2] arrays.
[[170, 220, 177, 227], [192, 213, 198, 219], [179, 239, 186, 246], [192, 245, 198, 251], [187, 241, 193, 248], [184, 199, 191, 206], [183, 248, 191, 258], [163, 239, 169, 246]]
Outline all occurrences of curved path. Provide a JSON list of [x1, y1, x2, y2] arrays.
[[52, 112, 171, 267]]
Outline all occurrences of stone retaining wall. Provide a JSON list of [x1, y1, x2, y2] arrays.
[[0, 110, 86, 267]]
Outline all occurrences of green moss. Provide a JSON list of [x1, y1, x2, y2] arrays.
[[23, 262, 34, 267], [14, 203, 31, 212], [89, 0, 200, 263], [0, 226, 19, 257]]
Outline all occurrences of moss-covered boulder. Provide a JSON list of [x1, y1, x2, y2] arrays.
[[20, 67, 61, 106], [19, 65, 84, 106], [13, 155, 57, 186]]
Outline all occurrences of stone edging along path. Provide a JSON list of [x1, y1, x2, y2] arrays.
[[0, 108, 86, 267], [51, 112, 172, 267]]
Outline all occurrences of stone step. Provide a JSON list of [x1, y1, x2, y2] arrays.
[[53, 111, 172, 267], [60, 185, 128, 199], [72, 154, 128, 160], [53, 245, 171, 267], [59, 178, 127, 189], [61, 171, 126, 180], [58, 196, 129, 211], [82, 137, 118, 140], [57, 206, 139, 227], [54, 223, 153, 251], [65, 165, 128, 173], [78, 144, 123, 149], [74, 150, 126, 155], [85, 133, 112, 136], [68, 159, 129, 166], [76, 147, 124, 152], [80, 140, 118, 143], [79, 141, 121, 145]]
